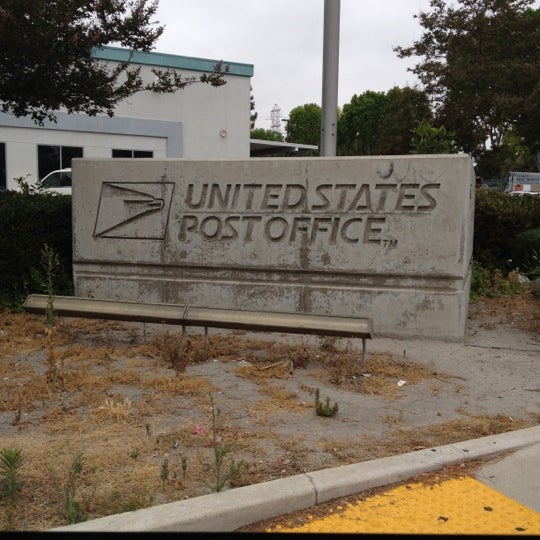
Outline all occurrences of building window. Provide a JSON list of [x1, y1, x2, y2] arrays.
[[38, 145, 83, 180], [112, 149, 153, 158], [0, 143, 5, 191]]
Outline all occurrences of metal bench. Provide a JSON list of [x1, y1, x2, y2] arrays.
[[23, 294, 373, 361]]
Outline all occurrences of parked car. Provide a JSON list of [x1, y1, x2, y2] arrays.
[[36, 168, 72, 195], [508, 183, 540, 196]]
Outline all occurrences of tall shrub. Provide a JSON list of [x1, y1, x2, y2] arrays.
[[0, 191, 73, 308], [473, 188, 540, 272]]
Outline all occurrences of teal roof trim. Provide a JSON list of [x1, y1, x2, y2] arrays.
[[92, 46, 253, 77]]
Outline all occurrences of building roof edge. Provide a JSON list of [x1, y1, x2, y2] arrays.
[[92, 45, 253, 77]]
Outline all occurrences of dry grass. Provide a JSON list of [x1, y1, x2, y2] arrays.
[[0, 292, 538, 531], [476, 293, 540, 334]]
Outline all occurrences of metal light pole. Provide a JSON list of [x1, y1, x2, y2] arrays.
[[320, 0, 340, 156]]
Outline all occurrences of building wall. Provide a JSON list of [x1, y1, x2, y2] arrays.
[[0, 46, 253, 190]]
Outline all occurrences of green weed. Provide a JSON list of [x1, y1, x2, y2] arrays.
[[470, 261, 525, 303], [61, 451, 85, 524], [0, 447, 24, 530], [207, 391, 243, 492], [181, 455, 188, 479], [315, 388, 339, 417], [160, 457, 169, 485]]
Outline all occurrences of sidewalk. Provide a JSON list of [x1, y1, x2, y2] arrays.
[[51, 425, 540, 533]]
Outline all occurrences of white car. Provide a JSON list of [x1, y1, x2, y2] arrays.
[[36, 168, 72, 195], [508, 190, 539, 196]]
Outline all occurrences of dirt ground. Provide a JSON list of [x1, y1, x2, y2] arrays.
[[0, 292, 538, 531]]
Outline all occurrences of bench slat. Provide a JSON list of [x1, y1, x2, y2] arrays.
[[23, 294, 187, 324], [23, 294, 372, 360], [185, 306, 372, 337], [23, 294, 372, 338]]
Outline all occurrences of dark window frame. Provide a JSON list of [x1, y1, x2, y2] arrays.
[[0, 143, 5, 191], [37, 144, 83, 180], [112, 149, 153, 158]]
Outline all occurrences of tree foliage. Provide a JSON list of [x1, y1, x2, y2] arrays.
[[336, 87, 432, 156], [285, 103, 321, 146], [250, 85, 258, 129], [250, 128, 284, 142], [337, 91, 388, 155], [377, 86, 433, 154], [394, 0, 540, 170], [410, 121, 458, 154], [475, 128, 535, 181], [473, 187, 540, 271], [0, 0, 228, 125]]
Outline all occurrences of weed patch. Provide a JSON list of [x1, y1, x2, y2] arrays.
[[0, 292, 537, 530]]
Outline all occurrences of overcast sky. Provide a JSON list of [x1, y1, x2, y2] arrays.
[[151, 1, 452, 131]]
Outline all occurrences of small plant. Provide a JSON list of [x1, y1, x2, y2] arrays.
[[315, 388, 339, 417], [41, 243, 60, 329], [120, 494, 154, 513], [181, 455, 188, 479], [11, 409, 21, 426], [0, 447, 24, 530], [38, 244, 65, 388], [317, 335, 338, 353], [207, 391, 243, 492], [99, 396, 132, 419], [61, 451, 85, 524], [127, 328, 139, 345], [470, 261, 525, 303], [13, 175, 36, 195], [160, 457, 169, 485], [159, 333, 192, 374]]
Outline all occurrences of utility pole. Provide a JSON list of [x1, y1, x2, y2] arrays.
[[320, 0, 340, 156]]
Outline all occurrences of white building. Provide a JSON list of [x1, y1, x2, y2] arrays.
[[0, 46, 254, 191]]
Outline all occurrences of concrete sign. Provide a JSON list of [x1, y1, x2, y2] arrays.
[[72, 155, 475, 341]]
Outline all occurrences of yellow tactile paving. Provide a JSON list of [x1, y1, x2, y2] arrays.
[[267, 476, 540, 534]]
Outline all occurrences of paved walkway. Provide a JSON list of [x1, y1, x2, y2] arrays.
[[51, 426, 540, 534]]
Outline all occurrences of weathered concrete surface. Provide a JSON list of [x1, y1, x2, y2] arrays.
[[71, 155, 475, 341]]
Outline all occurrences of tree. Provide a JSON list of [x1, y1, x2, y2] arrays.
[[394, 0, 540, 170], [337, 91, 388, 155], [0, 0, 228, 125], [285, 103, 321, 147], [250, 86, 258, 130], [337, 87, 433, 156], [250, 128, 284, 142], [377, 86, 432, 154], [474, 128, 535, 181]]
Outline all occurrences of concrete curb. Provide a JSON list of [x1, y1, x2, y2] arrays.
[[50, 425, 540, 532]]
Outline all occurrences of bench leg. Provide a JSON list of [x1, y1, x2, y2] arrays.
[[204, 326, 209, 353], [362, 338, 367, 362]]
